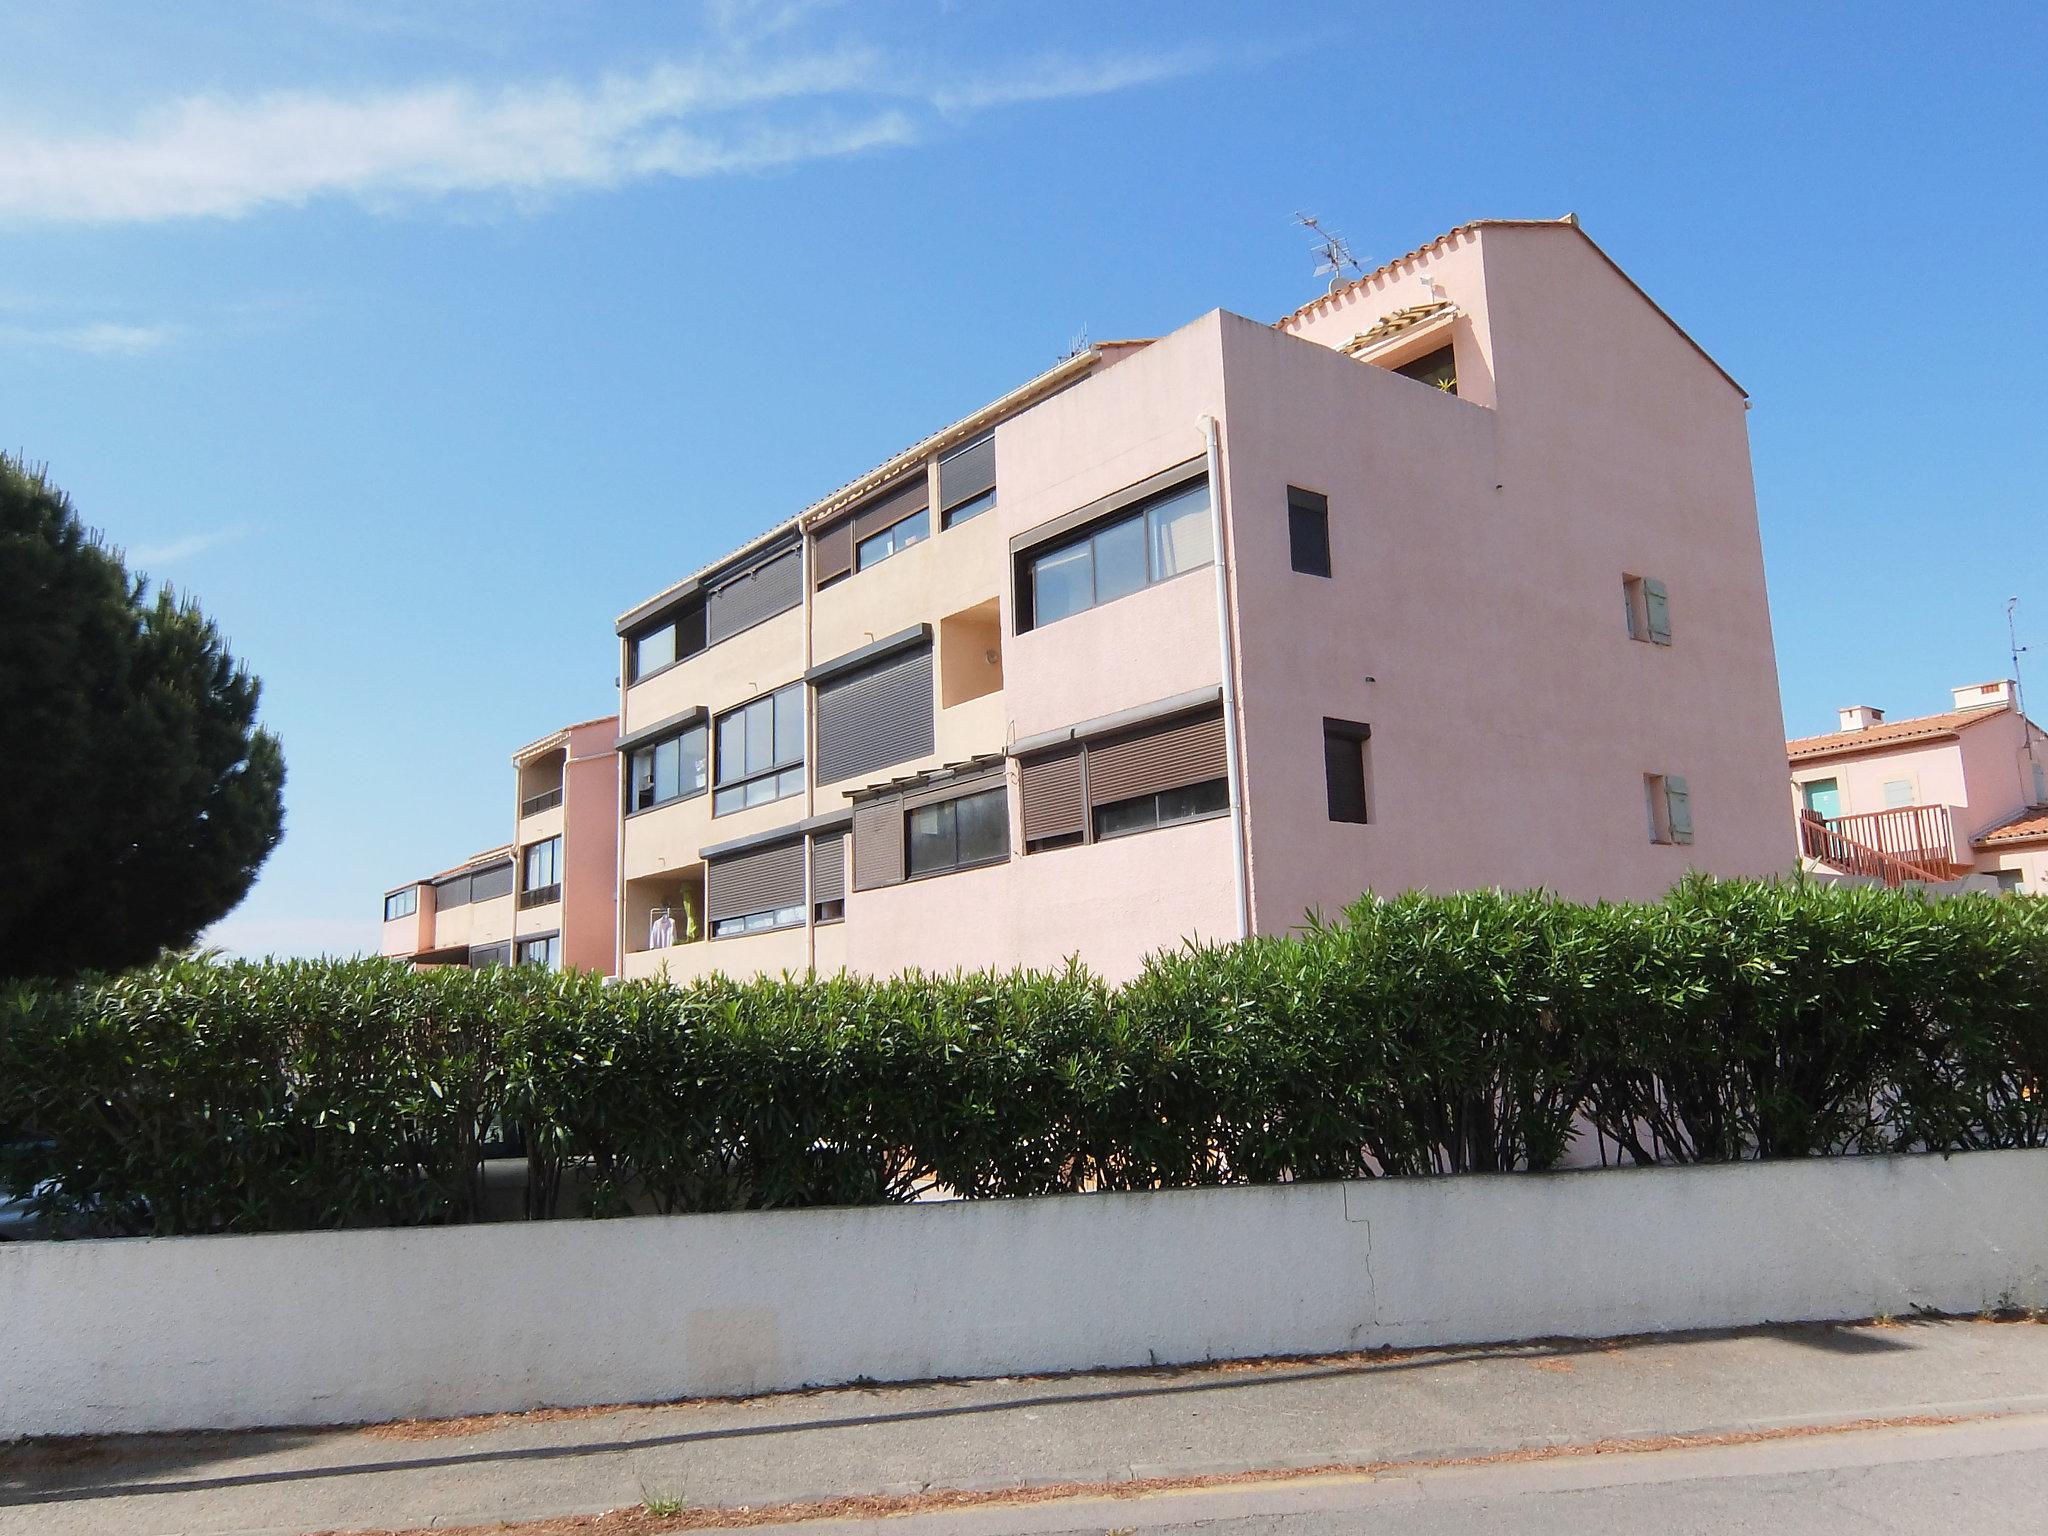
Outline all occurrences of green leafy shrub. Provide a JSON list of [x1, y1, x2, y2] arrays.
[[2, 879, 2042, 1239]]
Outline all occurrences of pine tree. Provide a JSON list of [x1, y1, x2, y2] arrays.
[[0, 455, 285, 979]]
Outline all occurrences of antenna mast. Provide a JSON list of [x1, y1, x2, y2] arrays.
[[1296, 212, 1363, 293], [2011, 597, 2040, 778]]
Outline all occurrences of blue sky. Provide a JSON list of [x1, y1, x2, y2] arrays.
[[2, 0, 2041, 958]]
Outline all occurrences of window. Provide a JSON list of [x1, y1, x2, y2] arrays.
[[1992, 869, 2026, 895], [520, 837, 561, 907], [1323, 719, 1371, 823], [1019, 706, 1230, 852], [812, 832, 846, 922], [628, 724, 709, 813], [1624, 576, 1671, 645], [1883, 779, 1915, 809], [939, 433, 997, 527], [907, 787, 1009, 877], [1646, 773, 1694, 845], [1095, 777, 1229, 840], [706, 837, 806, 937], [467, 942, 510, 968], [627, 603, 706, 682], [516, 934, 560, 969], [814, 641, 935, 784], [1020, 479, 1213, 629], [713, 683, 805, 815], [1393, 343, 1457, 394], [856, 506, 930, 570], [468, 862, 514, 902], [1288, 488, 1331, 577], [383, 888, 417, 921]]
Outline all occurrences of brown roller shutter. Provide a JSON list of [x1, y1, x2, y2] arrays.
[[851, 798, 905, 890], [938, 433, 995, 511], [1018, 747, 1085, 844], [851, 475, 929, 541], [811, 831, 845, 905], [706, 548, 800, 645], [706, 839, 805, 922], [1086, 708, 1227, 809], [812, 517, 853, 587]]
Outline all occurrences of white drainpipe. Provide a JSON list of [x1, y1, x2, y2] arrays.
[[1201, 413, 1251, 941]]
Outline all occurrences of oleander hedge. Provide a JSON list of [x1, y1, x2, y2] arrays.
[[2, 877, 2043, 1238]]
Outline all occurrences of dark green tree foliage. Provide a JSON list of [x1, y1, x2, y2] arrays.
[[0, 456, 284, 980], [1, 879, 2043, 1237]]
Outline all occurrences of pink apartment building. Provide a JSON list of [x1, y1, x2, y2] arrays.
[[1788, 681, 2048, 892], [381, 716, 620, 971], [611, 216, 1793, 983]]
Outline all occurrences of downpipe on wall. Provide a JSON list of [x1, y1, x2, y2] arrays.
[[1201, 413, 1251, 942]]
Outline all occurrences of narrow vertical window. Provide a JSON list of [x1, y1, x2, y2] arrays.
[[1624, 575, 1672, 644], [1322, 718, 1370, 823], [1288, 488, 1332, 577], [1645, 773, 1693, 845]]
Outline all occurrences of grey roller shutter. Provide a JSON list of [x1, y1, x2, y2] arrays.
[[851, 798, 905, 890], [811, 832, 845, 905], [815, 643, 934, 785], [706, 838, 806, 922], [1018, 747, 1085, 844], [432, 872, 472, 910], [938, 434, 995, 511], [468, 862, 515, 902], [706, 548, 801, 644], [812, 517, 853, 587], [1086, 708, 1227, 809], [852, 476, 928, 541]]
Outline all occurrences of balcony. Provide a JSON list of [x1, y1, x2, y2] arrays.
[[520, 786, 563, 817], [1798, 804, 1972, 886], [518, 883, 561, 910]]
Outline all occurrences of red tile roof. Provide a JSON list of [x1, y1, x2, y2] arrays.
[[1976, 806, 2048, 848], [1786, 706, 2008, 762]]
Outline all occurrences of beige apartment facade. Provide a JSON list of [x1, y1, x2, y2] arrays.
[[614, 217, 1793, 984], [381, 715, 620, 971]]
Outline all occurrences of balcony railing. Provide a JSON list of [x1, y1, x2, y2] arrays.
[[518, 883, 561, 909], [1823, 804, 1960, 873], [520, 786, 564, 817], [1798, 810, 1955, 888]]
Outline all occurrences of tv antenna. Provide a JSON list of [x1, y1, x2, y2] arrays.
[[1058, 324, 1090, 363], [2010, 597, 2041, 778], [1296, 212, 1363, 292]]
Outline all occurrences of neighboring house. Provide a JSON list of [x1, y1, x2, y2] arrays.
[[380, 716, 620, 971], [612, 216, 1791, 983], [1787, 681, 2048, 892]]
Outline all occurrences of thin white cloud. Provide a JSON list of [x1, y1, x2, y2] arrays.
[[129, 524, 252, 566], [0, 319, 182, 354], [0, 39, 1206, 225], [927, 49, 1213, 113]]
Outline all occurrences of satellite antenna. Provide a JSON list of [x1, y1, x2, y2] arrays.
[[1296, 211, 1363, 292]]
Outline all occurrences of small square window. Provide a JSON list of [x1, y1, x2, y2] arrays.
[[1289, 488, 1331, 578]]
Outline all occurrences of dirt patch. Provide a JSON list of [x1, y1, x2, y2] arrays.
[[323, 1410, 1986, 1536]]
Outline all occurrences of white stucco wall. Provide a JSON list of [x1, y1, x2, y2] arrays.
[[5, 1150, 2046, 1438]]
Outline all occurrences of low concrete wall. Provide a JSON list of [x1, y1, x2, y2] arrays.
[[7, 1150, 2047, 1438]]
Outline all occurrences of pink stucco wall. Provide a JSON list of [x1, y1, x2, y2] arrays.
[[1227, 221, 1789, 929], [560, 718, 621, 975]]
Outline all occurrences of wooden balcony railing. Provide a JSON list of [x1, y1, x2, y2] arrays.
[[1798, 811, 1950, 888], [1821, 804, 1958, 873]]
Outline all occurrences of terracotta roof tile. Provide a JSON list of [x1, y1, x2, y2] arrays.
[[1976, 806, 2048, 848], [1785, 706, 2008, 762], [1340, 301, 1455, 355]]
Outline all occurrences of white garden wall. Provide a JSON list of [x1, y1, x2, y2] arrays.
[[6, 1149, 2047, 1438]]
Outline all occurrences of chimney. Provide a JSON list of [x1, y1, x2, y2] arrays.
[[1838, 704, 1886, 731], [1951, 679, 2015, 711]]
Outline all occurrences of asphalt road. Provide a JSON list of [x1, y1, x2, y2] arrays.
[[731, 1414, 2048, 1535]]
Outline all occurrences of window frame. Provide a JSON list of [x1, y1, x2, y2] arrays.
[[515, 933, 560, 969], [904, 785, 1011, 880], [625, 722, 710, 816], [855, 505, 931, 571], [711, 682, 806, 817], [1646, 772, 1694, 846], [709, 903, 805, 939], [521, 836, 562, 906], [1015, 476, 1213, 632], [1322, 718, 1371, 824], [383, 887, 417, 921], [1091, 777, 1230, 843], [625, 600, 708, 684], [1288, 487, 1332, 578]]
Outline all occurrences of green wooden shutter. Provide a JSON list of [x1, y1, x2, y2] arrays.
[[1665, 775, 1693, 844], [1644, 578, 1672, 646]]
